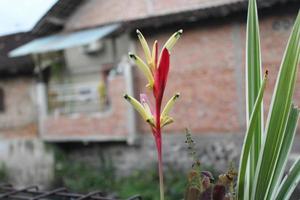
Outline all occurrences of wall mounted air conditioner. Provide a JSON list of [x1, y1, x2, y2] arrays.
[[82, 40, 104, 55]]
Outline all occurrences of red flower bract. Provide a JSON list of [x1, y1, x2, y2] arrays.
[[154, 48, 170, 106]]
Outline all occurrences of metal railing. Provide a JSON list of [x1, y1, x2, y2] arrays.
[[0, 184, 142, 200], [48, 81, 108, 114]]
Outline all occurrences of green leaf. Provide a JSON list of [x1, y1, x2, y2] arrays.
[[275, 157, 300, 200], [237, 73, 267, 200], [245, 0, 263, 197], [252, 11, 300, 200], [268, 105, 300, 199]]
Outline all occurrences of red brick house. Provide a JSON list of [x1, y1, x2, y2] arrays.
[[0, 32, 37, 138], [9, 0, 300, 143], [5, 0, 300, 189]]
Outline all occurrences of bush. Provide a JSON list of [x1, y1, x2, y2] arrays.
[[52, 149, 188, 199], [0, 163, 8, 182]]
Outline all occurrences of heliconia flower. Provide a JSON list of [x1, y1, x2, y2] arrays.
[[125, 29, 183, 200], [131, 30, 183, 90]]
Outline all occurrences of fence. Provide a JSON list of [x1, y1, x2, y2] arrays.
[[0, 184, 141, 200]]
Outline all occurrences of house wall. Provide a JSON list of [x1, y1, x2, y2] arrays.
[[0, 139, 54, 188], [0, 76, 37, 138], [134, 11, 300, 135], [64, 39, 115, 72], [64, 34, 131, 73], [0, 77, 51, 188]]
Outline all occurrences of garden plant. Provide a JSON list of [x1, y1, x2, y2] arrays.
[[124, 28, 182, 200], [124, 0, 300, 199]]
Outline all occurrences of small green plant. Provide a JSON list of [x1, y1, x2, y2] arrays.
[[118, 165, 187, 200], [52, 148, 188, 200], [184, 129, 237, 200], [237, 0, 300, 200], [53, 149, 116, 193]]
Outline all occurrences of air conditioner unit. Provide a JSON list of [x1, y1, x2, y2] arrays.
[[82, 40, 104, 55]]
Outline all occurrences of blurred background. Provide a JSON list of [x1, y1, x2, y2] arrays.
[[0, 0, 299, 199]]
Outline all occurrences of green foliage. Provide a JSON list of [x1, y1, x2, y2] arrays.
[[245, 0, 263, 194], [53, 148, 116, 193], [184, 131, 237, 200], [52, 149, 187, 200], [54, 156, 116, 193], [0, 163, 8, 182], [118, 165, 187, 200], [237, 0, 300, 199], [275, 157, 300, 200], [185, 129, 202, 192], [237, 72, 268, 199]]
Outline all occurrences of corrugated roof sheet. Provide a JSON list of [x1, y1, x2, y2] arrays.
[[9, 24, 120, 57]]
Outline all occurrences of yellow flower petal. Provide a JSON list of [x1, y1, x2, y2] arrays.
[[124, 94, 149, 120], [124, 94, 155, 127], [136, 29, 152, 65], [161, 116, 174, 128], [163, 29, 183, 51], [129, 53, 154, 88], [151, 40, 158, 72], [161, 93, 180, 118]]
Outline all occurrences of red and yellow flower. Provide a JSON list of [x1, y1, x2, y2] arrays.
[[124, 29, 182, 200]]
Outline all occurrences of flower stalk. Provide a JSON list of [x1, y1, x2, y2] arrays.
[[124, 29, 182, 200]]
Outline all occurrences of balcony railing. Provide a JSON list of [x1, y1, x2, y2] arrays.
[[48, 81, 109, 115]]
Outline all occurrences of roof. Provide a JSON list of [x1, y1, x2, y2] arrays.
[[0, 33, 35, 75], [10, 24, 120, 57], [64, 0, 299, 31], [32, 0, 84, 35]]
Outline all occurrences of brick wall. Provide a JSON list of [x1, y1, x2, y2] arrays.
[[65, 0, 225, 31], [134, 11, 300, 134], [0, 77, 37, 138]]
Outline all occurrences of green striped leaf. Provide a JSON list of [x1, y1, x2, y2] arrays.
[[245, 0, 263, 197], [237, 73, 267, 200], [252, 11, 300, 200], [275, 157, 300, 200], [268, 105, 300, 199]]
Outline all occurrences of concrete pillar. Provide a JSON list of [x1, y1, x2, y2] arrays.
[[36, 82, 47, 136], [122, 55, 138, 145]]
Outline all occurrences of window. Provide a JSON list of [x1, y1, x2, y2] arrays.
[[0, 87, 4, 112]]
